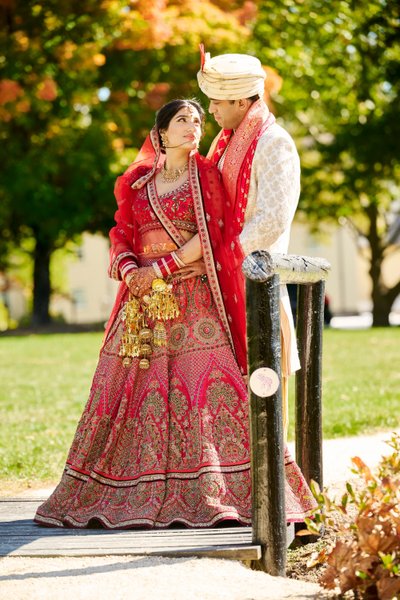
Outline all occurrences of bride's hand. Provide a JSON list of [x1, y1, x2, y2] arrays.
[[126, 267, 155, 296], [175, 259, 207, 281]]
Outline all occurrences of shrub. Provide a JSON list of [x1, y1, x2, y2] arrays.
[[305, 432, 400, 599]]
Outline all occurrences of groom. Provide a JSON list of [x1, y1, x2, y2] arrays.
[[198, 49, 301, 432]]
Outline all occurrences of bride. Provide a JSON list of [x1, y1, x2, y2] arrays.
[[35, 98, 315, 529]]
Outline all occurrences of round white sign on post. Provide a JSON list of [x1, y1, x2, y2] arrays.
[[249, 367, 280, 398]]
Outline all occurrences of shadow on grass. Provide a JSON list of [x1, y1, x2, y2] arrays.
[[0, 322, 106, 337]]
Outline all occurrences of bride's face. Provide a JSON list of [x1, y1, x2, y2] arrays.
[[163, 107, 202, 152]]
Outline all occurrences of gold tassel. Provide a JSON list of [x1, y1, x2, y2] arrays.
[[146, 278, 180, 321], [139, 327, 152, 343], [153, 321, 167, 347], [119, 278, 180, 367], [119, 296, 143, 366], [138, 341, 152, 370]]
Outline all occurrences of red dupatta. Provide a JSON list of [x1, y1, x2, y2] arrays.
[[103, 132, 249, 375], [209, 99, 275, 235], [206, 100, 276, 374], [191, 153, 248, 374]]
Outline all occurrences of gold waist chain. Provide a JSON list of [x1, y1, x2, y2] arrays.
[[141, 242, 177, 254], [119, 278, 180, 370]]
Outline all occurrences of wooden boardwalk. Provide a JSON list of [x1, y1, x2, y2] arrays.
[[0, 498, 261, 560]]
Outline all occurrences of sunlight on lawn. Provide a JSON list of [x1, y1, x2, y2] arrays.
[[0, 329, 399, 486]]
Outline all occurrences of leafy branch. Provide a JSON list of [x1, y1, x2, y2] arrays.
[[303, 432, 400, 599]]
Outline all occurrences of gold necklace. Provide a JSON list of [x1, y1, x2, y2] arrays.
[[161, 162, 188, 183]]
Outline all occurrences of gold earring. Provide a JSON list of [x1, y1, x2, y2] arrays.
[[160, 132, 169, 147]]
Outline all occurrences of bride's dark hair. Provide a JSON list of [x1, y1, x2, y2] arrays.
[[156, 99, 205, 153]]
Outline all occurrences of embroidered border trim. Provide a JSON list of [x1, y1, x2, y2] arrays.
[[189, 156, 235, 356], [65, 460, 251, 489], [36, 508, 252, 529]]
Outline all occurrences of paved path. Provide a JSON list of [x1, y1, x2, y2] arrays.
[[290, 427, 400, 487], [1, 429, 398, 600]]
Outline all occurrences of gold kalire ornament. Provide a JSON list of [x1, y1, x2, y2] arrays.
[[119, 278, 180, 369]]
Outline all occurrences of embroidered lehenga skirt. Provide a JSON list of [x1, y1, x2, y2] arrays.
[[34, 274, 315, 529], [35, 172, 316, 528]]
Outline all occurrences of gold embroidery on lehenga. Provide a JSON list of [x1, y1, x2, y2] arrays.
[[34, 157, 317, 530]]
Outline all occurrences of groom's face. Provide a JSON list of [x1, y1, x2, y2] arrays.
[[208, 99, 247, 130]]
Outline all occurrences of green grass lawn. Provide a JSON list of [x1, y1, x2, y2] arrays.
[[0, 333, 102, 490], [0, 328, 399, 488], [287, 327, 400, 440]]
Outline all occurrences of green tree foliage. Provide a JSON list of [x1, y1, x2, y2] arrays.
[[0, 1, 124, 324], [0, 0, 252, 325], [253, 0, 400, 325]]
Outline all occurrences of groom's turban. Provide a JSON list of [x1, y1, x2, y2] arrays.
[[197, 51, 266, 101]]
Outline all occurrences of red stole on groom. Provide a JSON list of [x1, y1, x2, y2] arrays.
[[208, 100, 276, 371]]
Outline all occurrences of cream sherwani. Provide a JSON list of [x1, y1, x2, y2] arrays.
[[211, 119, 300, 436], [199, 51, 299, 434], [213, 121, 301, 376], [239, 122, 301, 376]]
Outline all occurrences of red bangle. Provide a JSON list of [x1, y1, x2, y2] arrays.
[[153, 253, 181, 278], [119, 256, 138, 280]]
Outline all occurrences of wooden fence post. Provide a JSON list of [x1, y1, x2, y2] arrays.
[[244, 262, 286, 576], [243, 250, 330, 575], [295, 281, 325, 489]]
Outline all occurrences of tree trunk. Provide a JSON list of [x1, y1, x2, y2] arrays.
[[371, 290, 391, 327], [32, 236, 52, 326], [366, 204, 391, 327]]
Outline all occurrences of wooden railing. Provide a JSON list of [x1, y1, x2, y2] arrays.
[[243, 250, 331, 575]]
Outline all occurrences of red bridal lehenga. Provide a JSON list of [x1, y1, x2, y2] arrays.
[[34, 162, 316, 529]]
